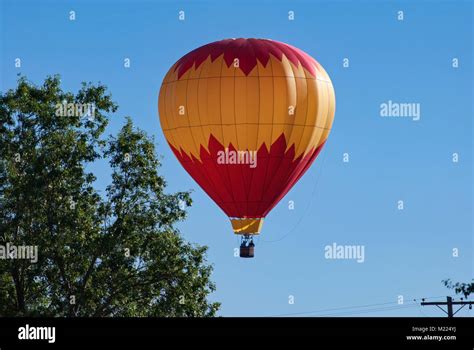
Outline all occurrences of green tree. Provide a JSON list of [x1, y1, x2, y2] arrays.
[[443, 279, 474, 298], [0, 76, 220, 317]]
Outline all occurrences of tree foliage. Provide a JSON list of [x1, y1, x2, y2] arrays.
[[0, 76, 220, 317], [443, 279, 474, 299]]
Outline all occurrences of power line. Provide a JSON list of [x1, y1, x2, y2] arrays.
[[318, 304, 420, 317], [270, 301, 398, 317], [267, 295, 453, 317], [270, 303, 419, 317]]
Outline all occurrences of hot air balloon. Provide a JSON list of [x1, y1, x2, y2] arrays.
[[158, 38, 335, 258]]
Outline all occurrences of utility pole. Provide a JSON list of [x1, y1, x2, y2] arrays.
[[446, 297, 453, 318], [421, 296, 474, 317]]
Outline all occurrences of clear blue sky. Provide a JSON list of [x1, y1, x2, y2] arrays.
[[1, 0, 472, 316]]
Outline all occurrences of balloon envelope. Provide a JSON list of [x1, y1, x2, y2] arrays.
[[158, 38, 335, 235]]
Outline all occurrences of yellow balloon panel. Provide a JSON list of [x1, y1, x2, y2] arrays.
[[159, 53, 335, 159]]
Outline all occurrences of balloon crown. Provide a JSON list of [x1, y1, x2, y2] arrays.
[[173, 38, 318, 78]]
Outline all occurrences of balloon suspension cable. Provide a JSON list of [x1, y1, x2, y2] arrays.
[[240, 234, 254, 246]]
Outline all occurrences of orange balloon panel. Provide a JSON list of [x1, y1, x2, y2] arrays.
[[158, 38, 335, 234]]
